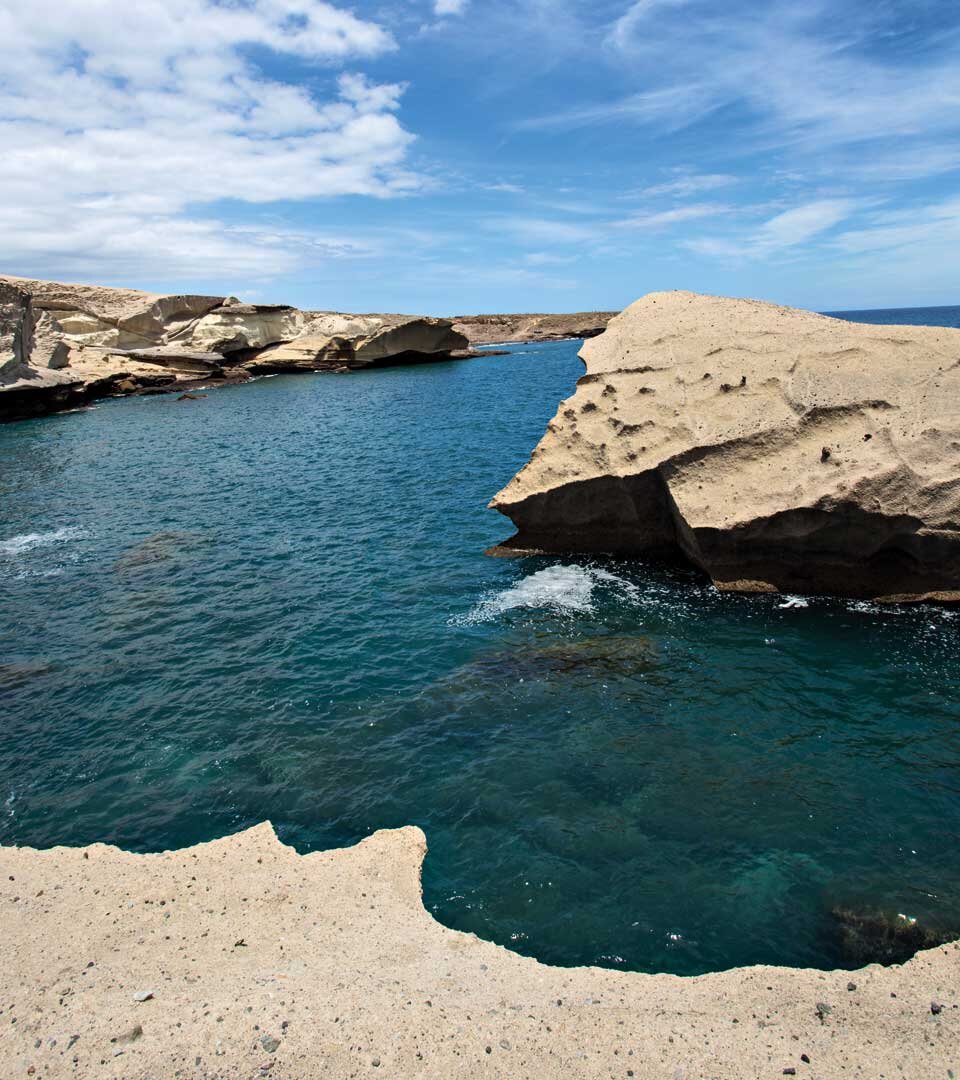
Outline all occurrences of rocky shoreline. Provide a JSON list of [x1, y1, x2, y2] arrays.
[[3, 824, 957, 1079], [452, 311, 616, 346], [492, 291, 960, 603], [0, 274, 609, 422]]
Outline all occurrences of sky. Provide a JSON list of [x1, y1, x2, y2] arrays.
[[1, 0, 958, 314]]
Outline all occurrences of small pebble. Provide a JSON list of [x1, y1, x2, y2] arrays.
[[783, 1070, 796, 1077], [801, 1054, 811, 1063], [133, 990, 154, 1002], [847, 982, 857, 992], [371, 1058, 381, 1068], [261, 1035, 280, 1053], [500, 1039, 511, 1051], [932, 1002, 943, 1015]]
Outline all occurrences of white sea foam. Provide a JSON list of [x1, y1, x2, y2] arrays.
[[0, 526, 86, 557], [455, 564, 642, 625], [777, 596, 809, 609]]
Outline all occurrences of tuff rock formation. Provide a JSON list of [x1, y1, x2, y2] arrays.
[[454, 310, 616, 345], [3, 823, 957, 1079], [0, 275, 469, 420], [491, 291, 960, 602]]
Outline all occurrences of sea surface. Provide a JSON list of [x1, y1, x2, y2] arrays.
[[1, 305, 958, 976]]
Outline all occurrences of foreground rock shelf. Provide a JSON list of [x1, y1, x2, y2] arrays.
[[491, 291, 960, 602], [2, 824, 957, 1079]]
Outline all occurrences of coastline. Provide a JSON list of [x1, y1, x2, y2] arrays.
[[4, 823, 957, 1079]]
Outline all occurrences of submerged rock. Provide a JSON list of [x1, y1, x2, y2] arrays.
[[490, 291, 960, 601], [828, 906, 958, 966], [464, 635, 656, 681]]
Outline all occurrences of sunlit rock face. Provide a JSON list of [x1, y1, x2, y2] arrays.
[[0, 275, 469, 419], [491, 290, 960, 602]]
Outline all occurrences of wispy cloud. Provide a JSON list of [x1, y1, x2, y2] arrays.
[[832, 197, 960, 256], [686, 198, 861, 259], [518, 0, 960, 176], [618, 203, 730, 229], [434, 0, 469, 15], [638, 173, 738, 198]]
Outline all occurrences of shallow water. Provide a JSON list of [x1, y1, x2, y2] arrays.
[[1, 310, 959, 976]]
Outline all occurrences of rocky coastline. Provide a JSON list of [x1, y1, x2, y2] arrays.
[[491, 290, 960, 603], [3, 823, 957, 1079], [0, 274, 612, 422], [0, 274, 481, 422]]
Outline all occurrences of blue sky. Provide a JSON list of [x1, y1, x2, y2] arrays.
[[1, 0, 958, 313]]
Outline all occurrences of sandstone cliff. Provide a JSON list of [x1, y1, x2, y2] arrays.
[[491, 291, 960, 602], [453, 311, 616, 345], [0, 275, 470, 421]]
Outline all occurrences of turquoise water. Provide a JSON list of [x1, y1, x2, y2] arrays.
[[1, 307, 959, 976]]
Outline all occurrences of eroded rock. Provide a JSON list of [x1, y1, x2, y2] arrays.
[[248, 313, 468, 372], [0, 275, 471, 419], [490, 291, 960, 601], [453, 311, 616, 346]]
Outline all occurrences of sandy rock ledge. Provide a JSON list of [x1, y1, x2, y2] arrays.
[[2, 824, 957, 1078], [491, 291, 960, 601]]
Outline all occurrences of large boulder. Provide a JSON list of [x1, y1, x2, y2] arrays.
[[490, 291, 960, 602], [246, 314, 468, 372], [180, 303, 306, 354]]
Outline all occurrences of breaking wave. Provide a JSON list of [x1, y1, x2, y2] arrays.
[[0, 527, 86, 558], [454, 564, 642, 625]]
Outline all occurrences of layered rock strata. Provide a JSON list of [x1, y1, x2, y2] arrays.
[[0, 275, 469, 421], [3, 823, 957, 1079], [453, 311, 616, 345], [491, 291, 960, 601]]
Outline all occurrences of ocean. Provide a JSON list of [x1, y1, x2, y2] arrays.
[[1, 304, 958, 975]]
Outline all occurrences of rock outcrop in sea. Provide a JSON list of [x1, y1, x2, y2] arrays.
[[491, 291, 960, 602], [0, 274, 470, 420]]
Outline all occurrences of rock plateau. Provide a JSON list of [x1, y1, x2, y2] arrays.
[[491, 291, 960, 602]]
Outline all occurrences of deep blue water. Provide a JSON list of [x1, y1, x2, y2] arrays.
[[1, 305, 958, 976], [827, 304, 960, 328]]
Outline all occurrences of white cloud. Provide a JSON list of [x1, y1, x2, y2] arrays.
[[434, 0, 469, 15], [0, 0, 419, 284]]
